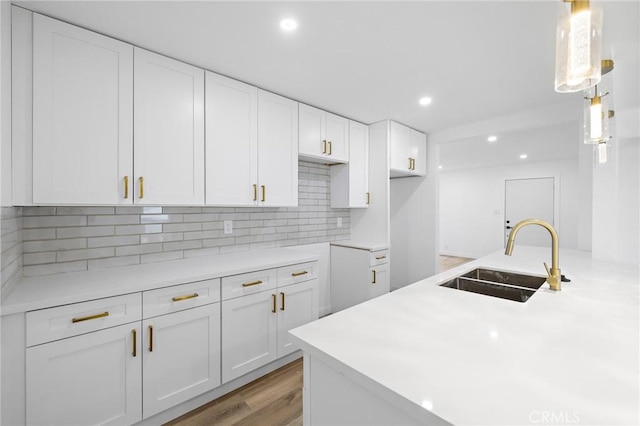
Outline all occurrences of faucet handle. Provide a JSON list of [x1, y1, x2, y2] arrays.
[[543, 262, 551, 277]]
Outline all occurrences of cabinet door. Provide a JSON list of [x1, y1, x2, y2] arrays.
[[142, 303, 221, 418], [410, 129, 427, 176], [277, 279, 319, 357], [221, 290, 277, 383], [32, 14, 133, 205], [349, 121, 369, 207], [257, 90, 299, 207], [205, 72, 258, 206], [26, 323, 142, 425], [325, 112, 349, 162], [298, 103, 326, 160], [134, 48, 204, 205], [389, 121, 411, 173], [369, 264, 390, 300]]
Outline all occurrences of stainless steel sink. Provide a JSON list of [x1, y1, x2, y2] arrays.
[[439, 268, 546, 303]]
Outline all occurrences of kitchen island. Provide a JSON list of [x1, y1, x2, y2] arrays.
[[289, 246, 639, 425]]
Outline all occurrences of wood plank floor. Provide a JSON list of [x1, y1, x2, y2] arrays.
[[164, 358, 303, 426], [439, 255, 474, 272]]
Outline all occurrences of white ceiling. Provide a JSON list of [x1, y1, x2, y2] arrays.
[[14, 0, 640, 169]]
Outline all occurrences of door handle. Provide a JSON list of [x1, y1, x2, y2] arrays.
[[148, 325, 153, 352]]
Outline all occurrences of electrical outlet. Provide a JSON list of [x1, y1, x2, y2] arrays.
[[337, 217, 342, 228], [224, 220, 233, 235]]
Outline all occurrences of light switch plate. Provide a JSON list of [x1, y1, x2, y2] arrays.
[[224, 220, 233, 234]]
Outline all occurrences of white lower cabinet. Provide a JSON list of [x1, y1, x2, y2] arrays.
[[26, 322, 142, 425], [331, 244, 391, 312], [142, 303, 221, 418], [221, 264, 319, 383]]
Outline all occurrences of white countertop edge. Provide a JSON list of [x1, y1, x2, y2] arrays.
[[289, 331, 449, 425], [2, 248, 320, 315], [330, 240, 390, 251]]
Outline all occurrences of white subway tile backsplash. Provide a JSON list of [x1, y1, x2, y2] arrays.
[[6, 162, 349, 277]]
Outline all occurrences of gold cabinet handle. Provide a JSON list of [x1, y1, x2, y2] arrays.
[[172, 293, 198, 302], [372, 270, 377, 284], [124, 176, 129, 199], [242, 280, 263, 287], [375, 255, 386, 260], [253, 184, 258, 201], [328, 140, 332, 155], [72, 311, 109, 323], [412, 158, 416, 170], [322, 140, 327, 154], [366, 192, 370, 205], [261, 185, 266, 202], [132, 329, 137, 357], [139, 176, 144, 199], [280, 292, 285, 311], [291, 271, 308, 277], [148, 325, 153, 352], [271, 294, 277, 313], [408, 158, 412, 170]]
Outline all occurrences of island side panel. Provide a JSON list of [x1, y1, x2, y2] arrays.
[[305, 354, 450, 426]]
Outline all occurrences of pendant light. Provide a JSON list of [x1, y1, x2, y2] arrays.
[[555, 0, 603, 93], [583, 60, 614, 145]]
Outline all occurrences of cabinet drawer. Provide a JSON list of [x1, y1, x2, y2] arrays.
[[277, 262, 318, 288], [221, 269, 277, 301], [370, 249, 389, 266], [26, 293, 142, 347], [143, 279, 220, 319]]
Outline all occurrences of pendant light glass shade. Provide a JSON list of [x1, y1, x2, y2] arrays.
[[555, 1, 603, 93], [583, 86, 612, 144]]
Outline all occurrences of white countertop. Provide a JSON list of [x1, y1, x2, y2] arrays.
[[330, 240, 390, 251], [1, 248, 319, 315], [290, 246, 640, 425]]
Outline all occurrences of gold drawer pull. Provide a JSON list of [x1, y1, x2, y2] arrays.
[[124, 176, 129, 199], [280, 292, 285, 311], [366, 192, 370, 205], [261, 185, 266, 202], [172, 293, 199, 302], [271, 294, 277, 313], [148, 325, 153, 352], [242, 280, 263, 287], [372, 270, 377, 284], [72, 311, 109, 323], [322, 140, 327, 154], [139, 176, 144, 199], [328, 140, 333, 155], [253, 184, 258, 201], [132, 329, 137, 357], [375, 255, 386, 260], [291, 271, 308, 277], [408, 157, 412, 170]]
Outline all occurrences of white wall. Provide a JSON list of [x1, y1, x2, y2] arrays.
[[439, 158, 580, 259]]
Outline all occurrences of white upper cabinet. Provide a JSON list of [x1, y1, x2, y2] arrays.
[[31, 14, 133, 205], [331, 120, 369, 208], [299, 104, 348, 163], [134, 48, 205, 205], [409, 129, 427, 176], [389, 121, 426, 178], [205, 72, 258, 206], [258, 90, 299, 207]]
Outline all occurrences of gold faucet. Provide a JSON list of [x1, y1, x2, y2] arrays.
[[504, 219, 561, 291]]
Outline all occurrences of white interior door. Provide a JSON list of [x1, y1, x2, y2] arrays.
[[505, 177, 555, 247]]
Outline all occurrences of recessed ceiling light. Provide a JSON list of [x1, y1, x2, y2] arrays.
[[280, 18, 298, 32], [487, 135, 498, 142], [520, 154, 528, 159], [419, 97, 432, 106]]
